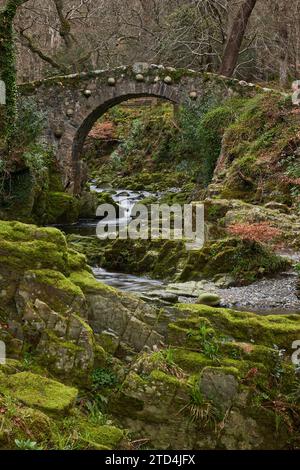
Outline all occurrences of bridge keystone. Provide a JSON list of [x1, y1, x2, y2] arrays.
[[83, 89, 92, 97]]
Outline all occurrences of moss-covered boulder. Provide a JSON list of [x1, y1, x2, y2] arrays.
[[0, 372, 78, 415], [179, 237, 289, 284], [46, 191, 79, 224], [0, 365, 126, 450], [0, 401, 53, 450], [197, 293, 221, 306], [0, 220, 164, 381], [175, 304, 300, 349], [76, 423, 124, 450]]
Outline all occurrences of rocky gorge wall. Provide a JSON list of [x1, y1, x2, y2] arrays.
[[1, 219, 300, 450]]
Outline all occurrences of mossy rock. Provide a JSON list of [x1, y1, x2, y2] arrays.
[[18, 269, 85, 315], [0, 372, 78, 416], [0, 221, 68, 275], [67, 248, 87, 272], [0, 403, 53, 449], [45, 191, 79, 224], [0, 359, 24, 375], [177, 304, 300, 349], [179, 237, 289, 284], [67, 234, 106, 266], [77, 424, 124, 450], [197, 293, 221, 306], [172, 349, 213, 372], [69, 269, 117, 296]]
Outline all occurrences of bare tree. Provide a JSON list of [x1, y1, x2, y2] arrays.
[[4, 0, 298, 85], [219, 0, 258, 77]]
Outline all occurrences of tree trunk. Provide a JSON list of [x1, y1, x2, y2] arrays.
[[0, 0, 29, 146], [276, 2, 289, 87], [219, 0, 257, 77]]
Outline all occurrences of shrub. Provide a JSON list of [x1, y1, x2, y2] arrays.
[[227, 222, 282, 243]]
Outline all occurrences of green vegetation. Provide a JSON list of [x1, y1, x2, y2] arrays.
[[92, 368, 118, 390]]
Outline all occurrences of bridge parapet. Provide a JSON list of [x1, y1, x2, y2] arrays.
[[20, 62, 268, 97]]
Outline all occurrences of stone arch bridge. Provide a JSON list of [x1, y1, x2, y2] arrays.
[[19, 63, 269, 194]]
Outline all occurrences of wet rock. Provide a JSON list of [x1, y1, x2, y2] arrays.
[[213, 274, 236, 288], [146, 290, 179, 304], [166, 281, 206, 297]]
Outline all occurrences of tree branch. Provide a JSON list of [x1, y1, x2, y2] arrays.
[[19, 28, 69, 73]]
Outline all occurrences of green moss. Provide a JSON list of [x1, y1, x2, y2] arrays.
[[0, 240, 68, 274], [41, 329, 83, 353], [220, 342, 275, 365], [150, 369, 182, 386], [78, 424, 124, 450], [67, 248, 87, 272], [219, 93, 299, 204], [0, 2, 21, 142], [0, 401, 53, 449], [172, 349, 212, 372], [0, 359, 24, 375], [48, 172, 64, 192], [46, 191, 79, 224], [69, 269, 117, 295], [0, 221, 69, 274], [25, 269, 84, 298], [0, 220, 66, 246], [177, 304, 300, 348], [67, 234, 106, 266], [0, 372, 78, 416], [179, 237, 289, 284], [199, 365, 240, 378], [196, 98, 246, 184]]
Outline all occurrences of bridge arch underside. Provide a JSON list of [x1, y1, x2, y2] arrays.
[[72, 86, 179, 193]]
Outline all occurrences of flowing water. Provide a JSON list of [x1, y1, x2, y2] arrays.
[[58, 184, 166, 294], [59, 185, 159, 235], [92, 267, 164, 293]]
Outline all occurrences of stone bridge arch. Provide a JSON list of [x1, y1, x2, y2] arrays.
[[20, 63, 264, 194]]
